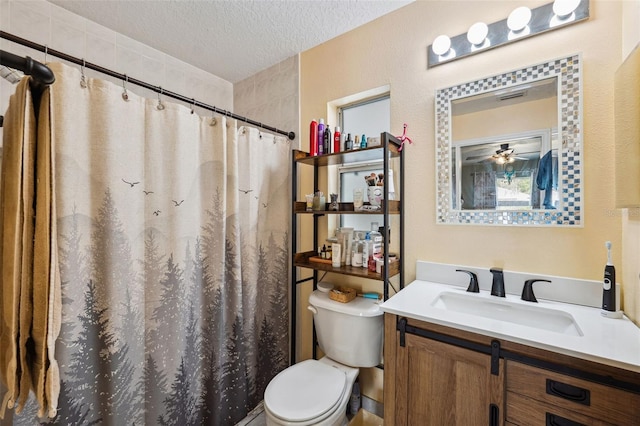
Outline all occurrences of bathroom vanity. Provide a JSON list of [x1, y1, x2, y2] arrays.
[[380, 263, 640, 425]]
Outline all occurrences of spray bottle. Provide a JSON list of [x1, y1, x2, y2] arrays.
[[323, 125, 331, 155], [309, 119, 318, 156], [333, 126, 341, 153], [317, 119, 325, 155]]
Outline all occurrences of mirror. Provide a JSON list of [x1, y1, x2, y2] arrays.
[[436, 54, 582, 226]]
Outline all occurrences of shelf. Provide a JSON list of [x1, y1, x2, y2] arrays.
[[293, 201, 400, 214], [294, 251, 400, 281], [294, 136, 401, 167]]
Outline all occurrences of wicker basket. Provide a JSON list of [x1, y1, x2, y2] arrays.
[[329, 286, 356, 303]]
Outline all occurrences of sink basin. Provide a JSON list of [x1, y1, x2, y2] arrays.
[[431, 291, 583, 336]]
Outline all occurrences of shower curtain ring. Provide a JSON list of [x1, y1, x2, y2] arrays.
[[44, 45, 48, 63], [209, 116, 216, 126], [122, 75, 129, 101], [191, 98, 195, 114], [80, 59, 87, 88], [157, 87, 165, 111]]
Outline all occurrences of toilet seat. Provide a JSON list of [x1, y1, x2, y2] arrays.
[[264, 359, 347, 423]]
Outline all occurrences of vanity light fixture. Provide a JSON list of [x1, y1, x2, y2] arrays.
[[427, 0, 589, 68]]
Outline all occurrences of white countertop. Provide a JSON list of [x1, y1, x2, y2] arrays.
[[380, 280, 640, 373]]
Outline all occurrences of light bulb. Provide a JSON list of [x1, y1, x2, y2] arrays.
[[553, 0, 581, 18], [508, 7, 532, 32], [467, 22, 489, 46], [432, 35, 451, 56]]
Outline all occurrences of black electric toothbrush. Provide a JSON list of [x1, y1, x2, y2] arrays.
[[601, 241, 621, 318]]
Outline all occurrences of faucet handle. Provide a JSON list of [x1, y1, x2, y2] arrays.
[[521, 279, 551, 303], [456, 269, 479, 293]]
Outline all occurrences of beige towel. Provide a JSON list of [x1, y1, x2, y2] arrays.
[[34, 86, 61, 419], [0, 77, 60, 419], [0, 77, 35, 417]]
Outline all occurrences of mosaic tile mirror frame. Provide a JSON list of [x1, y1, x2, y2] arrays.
[[435, 54, 582, 226]]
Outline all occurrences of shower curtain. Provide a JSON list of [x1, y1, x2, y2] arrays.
[[2, 62, 290, 425]]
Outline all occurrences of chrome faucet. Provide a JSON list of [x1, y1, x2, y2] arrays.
[[490, 267, 505, 297]]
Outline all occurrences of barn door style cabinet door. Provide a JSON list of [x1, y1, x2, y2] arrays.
[[384, 315, 503, 425]]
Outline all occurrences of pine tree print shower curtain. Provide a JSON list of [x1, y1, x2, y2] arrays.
[[5, 62, 290, 425]]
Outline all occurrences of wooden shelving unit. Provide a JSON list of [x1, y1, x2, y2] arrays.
[[290, 132, 405, 364]]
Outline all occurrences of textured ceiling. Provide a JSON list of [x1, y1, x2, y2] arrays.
[[48, 0, 413, 83]]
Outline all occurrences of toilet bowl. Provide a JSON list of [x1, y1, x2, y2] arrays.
[[264, 357, 358, 426], [263, 287, 383, 426]]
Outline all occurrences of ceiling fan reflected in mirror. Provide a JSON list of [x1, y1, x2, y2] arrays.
[[464, 142, 530, 164], [492, 143, 521, 164]]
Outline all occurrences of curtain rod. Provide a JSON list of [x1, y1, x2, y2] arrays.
[[0, 31, 296, 140]]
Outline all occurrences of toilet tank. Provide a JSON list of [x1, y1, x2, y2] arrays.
[[308, 289, 383, 368]]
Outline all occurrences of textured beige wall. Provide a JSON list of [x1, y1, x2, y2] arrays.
[[300, 0, 628, 400]]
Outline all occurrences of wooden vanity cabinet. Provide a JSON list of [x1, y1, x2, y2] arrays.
[[384, 314, 640, 426]]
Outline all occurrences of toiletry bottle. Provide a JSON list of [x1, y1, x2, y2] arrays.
[[323, 125, 331, 155], [351, 234, 363, 267], [354, 135, 360, 150], [345, 133, 353, 150], [361, 232, 371, 268], [333, 126, 341, 153], [369, 222, 383, 257], [360, 133, 367, 148], [309, 119, 318, 156], [339, 131, 346, 152], [601, 241, 619, 317], [317, 119, 325, 155]]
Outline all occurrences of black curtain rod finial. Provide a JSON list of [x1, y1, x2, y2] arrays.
[[0, 50, 55, 86]]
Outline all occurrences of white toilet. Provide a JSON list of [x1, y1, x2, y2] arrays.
[[264, 285, 384, 426]]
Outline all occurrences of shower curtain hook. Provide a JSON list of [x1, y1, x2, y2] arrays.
[[191, 98, 195, 114], [157, 87, 165, 111], [122, 75, 129, 101], [80, 59, 87, 88], [44, 45, 48, 63]]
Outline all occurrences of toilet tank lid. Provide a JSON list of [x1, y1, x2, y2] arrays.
[[309, 290, 383, 317]]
